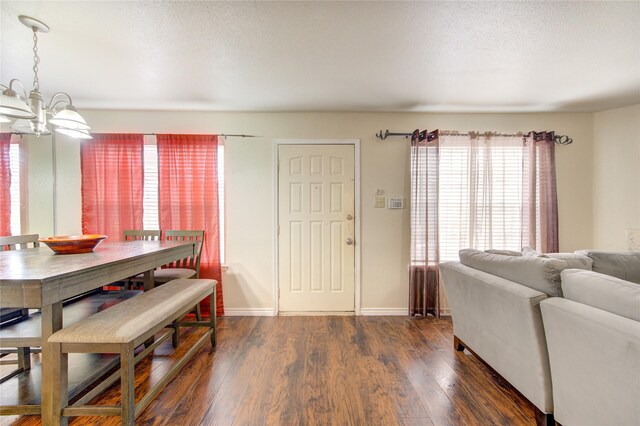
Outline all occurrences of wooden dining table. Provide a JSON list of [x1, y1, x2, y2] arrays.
[[0, 240, 196, 425]]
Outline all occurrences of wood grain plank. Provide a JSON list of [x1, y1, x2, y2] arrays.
[[358, 317, 430, 419], [1, 316, 539, 426], [413, 318, 535, 425], [169, 317, 273, 425]]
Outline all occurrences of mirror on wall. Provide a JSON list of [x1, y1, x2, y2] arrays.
[[2, 122, 91, 238], [18, 133, 55, 237], [3, 130, 83, 238]]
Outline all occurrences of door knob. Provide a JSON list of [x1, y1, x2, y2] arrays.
[[346, 214, 353, 220], [346, 238, 354, 245]]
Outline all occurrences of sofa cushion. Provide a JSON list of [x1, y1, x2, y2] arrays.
[[522, 247, 547, 257], [576, 250, 640, 284], [484, 249, 522, 256], [546, 253, 593, 270], [459, 249, 567, 296], [561, 269, 640, 321]]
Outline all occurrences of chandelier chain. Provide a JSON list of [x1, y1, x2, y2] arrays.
[[32, 28, 40, 92]]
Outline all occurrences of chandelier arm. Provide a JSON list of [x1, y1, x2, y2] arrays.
[[8, 79, 30, 99], [46, 92, 73, 112]]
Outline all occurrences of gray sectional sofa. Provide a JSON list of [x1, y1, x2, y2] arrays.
[[440, 249, 640, 426]]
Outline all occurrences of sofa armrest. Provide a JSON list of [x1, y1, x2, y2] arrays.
[[440, 262, 553, 413], [540, 297, 640, 426]]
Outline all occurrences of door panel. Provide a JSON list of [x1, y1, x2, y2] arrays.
[[278, 144, 355, 312]]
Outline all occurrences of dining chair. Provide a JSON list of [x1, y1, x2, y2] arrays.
[[0, 233, 40, 252], [0, 234, 40, 381], [128, 230, 205, 283], [123, 229, 161, 241], [155, 230, 205, 282], [158, 230, 205, 319], [121, 230, 162, 289]]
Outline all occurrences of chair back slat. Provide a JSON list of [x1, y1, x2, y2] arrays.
[[123, 230, 161, 241], [0, 234, 40, 252], [164, 230, 204, 276]]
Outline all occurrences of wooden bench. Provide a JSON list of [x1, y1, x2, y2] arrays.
[[48, 278, 217, 426], [0, 291, 140, 391]]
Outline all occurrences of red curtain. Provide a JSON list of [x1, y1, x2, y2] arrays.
[[81, 134, 144, 240], [157, 134, 223, 317], [0, 133, 11, 236]]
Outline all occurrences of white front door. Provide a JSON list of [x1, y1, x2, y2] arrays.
[[278, 144, 355, 312]]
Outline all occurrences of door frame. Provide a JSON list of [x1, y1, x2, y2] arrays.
[[272, 139, 361, 316]]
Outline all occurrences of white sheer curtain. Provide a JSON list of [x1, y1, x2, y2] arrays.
[[438, 133, 524, 261], [409, 130, 559, 317]]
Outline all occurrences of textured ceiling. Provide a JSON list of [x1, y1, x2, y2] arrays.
[[1, 1, 639, 113]]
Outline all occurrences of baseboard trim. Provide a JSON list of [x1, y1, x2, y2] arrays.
[[224, 308, 275, 317], [279, 311, 355, 316], [360, 308, 408, 316], [224, 307, 449, 317]]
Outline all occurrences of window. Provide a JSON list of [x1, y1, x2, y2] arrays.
[[142, 138, 225, 262], [9, 143, 21, 236], [411, 134, 533, 263], [142, 142, 159, 230], [438, 140, 523, 262]]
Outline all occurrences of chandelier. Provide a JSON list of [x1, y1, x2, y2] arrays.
[[0, 16, 91, 139]]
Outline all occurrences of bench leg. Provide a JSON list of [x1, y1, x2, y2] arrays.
[[42, 302, 67, 426], [171, 320, 180, 348], [120, 343, 135, 426], [47, 342, 68, 426], [143, 270, 156, 348], [17, 347, 31, 371], [210, 291, 217, 349], [195, 303, 202, 321]]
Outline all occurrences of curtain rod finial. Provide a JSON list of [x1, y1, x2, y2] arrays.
[[375, 130, 391, 140]]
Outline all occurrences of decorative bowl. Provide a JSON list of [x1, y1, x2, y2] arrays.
[[39, 234, 108, 254]]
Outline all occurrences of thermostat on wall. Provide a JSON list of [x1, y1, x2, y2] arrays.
[[388, 197, 404, 209]]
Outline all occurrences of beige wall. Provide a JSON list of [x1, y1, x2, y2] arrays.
[[53, 134, 83, 235], [592, 104, 640, 250], [29, 110, 594, 313]]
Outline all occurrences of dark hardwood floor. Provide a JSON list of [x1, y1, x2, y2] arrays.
[[1, 316, 537, 425]]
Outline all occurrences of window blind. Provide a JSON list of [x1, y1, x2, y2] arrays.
[[9, 143, 20, 236], [142, 143, 159, 230], [411, 135, 524, 263]]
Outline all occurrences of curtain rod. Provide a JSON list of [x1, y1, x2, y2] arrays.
[[10, 132, 259, 138], [141, 133, 258, 138], [375, 129, 573, 145]]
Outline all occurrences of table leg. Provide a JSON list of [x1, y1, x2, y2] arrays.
[[41, 302, 67, 426], [143, 269, 155, 292], [143, 269, 156, 347]]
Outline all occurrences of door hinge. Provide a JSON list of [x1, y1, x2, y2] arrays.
[[277, 161, 280, 172], [277, 225, 280, 235], [277, 287, 280, 298]]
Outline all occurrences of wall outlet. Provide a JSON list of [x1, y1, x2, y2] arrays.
[[374, 196, 386, 208], [627, 228, 640, 251]]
